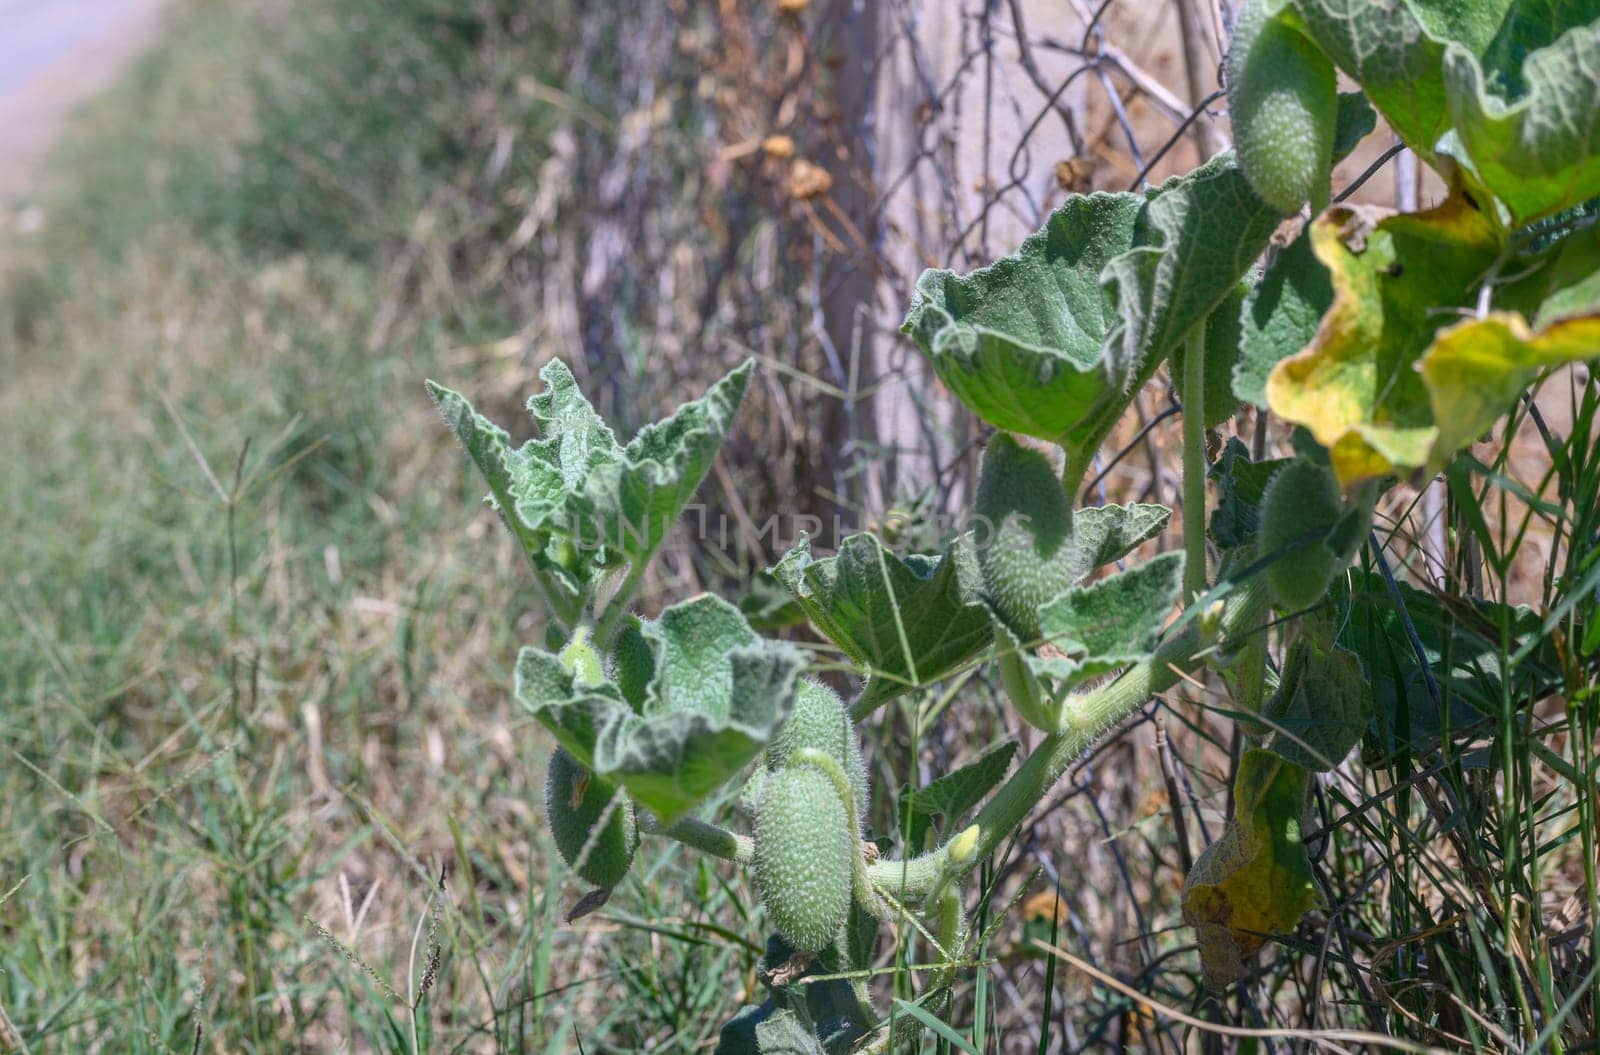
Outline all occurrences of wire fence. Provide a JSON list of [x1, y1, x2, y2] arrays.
[[522, 1, 1442, 1049]]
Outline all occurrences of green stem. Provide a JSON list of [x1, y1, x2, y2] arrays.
[[1182, 324, 1209, 604], [642, 815, 753, 865], [1060, 444, 1095, 498], [1233, 619, 1269, 741], [865, 576, 1270, 898], [594, 555, 652, 649]]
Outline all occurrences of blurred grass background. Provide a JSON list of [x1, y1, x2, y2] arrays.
[[0, 2, 759, 1050], [1, 0, 1596, 1052]]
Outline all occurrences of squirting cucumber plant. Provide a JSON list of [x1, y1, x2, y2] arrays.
[[430, 0, 1600, 1048]]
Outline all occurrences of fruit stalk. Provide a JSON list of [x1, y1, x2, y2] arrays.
[[868, 575, 1270, 898], [642, 815, 754, 864]]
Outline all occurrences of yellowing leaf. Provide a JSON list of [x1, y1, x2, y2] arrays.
[[1264, 189, 1507, 487], [1424, 310, 1600, 463], [1181, 749, 1321, 989]]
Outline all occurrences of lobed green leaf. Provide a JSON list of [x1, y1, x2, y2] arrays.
[[895, 740, 1018, 852], [1027, 551, 1185, 688], [514, 595, 805, 823], [774, 533, 993, 710], [901, 193, 1143, 457]]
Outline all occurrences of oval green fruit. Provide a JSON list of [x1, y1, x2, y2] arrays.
[[753, 765, 854, 953], [1227, 0, 1337, 213], [767, 679, 868, 819], [1258, 459, 1343, 610], [975, 433, 1076, 640], [544, 746, 638, 889]]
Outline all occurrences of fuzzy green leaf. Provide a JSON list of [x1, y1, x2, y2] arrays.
[[1443, 14, 1600, 223], [1261, 636, 1372, 771], [712, 1005, 826, 1055], [514, 595, 805, 823], [567, 359, 753, 564], [426, 379, 552, 565], [774, 533, 993, 709], [1234, 228, 1334, 409], [1291, 0, 1509, 159], [1208, 439, 1291, 551], [904, 154, 1282, 473], [754, 1011, 826, 1055], [524, 360, 619, 487], [1065, 502, 1173, 581], [1102, 152, 1284, 392], [1028, 551, 1185, 687], [901, 193, 1143, 452], [896, 740, 1018, 852], [430, 359, 753, 586]]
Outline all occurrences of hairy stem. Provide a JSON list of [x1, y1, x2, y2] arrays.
[[641, 815, 753, 865], [1182, 324, 1209, 604], [866, 576, 1269, 898], [1060, 443, 1095, 498]]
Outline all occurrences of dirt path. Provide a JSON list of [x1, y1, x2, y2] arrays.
[[0, 0, 168, 205]]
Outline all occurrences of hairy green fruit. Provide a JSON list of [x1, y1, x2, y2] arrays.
[[1258, 459, 1343, 610], [753, 765, 854, 952], [544, 747, 638, 889], [767, 679, 868, 818], [975, 433, 1075, 640], [1227, 0, 1336, 213]]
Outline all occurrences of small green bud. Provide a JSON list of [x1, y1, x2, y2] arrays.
[[948, 824, 981, 865], [753, 766, 854, 953], [547, 537, 580, 574], [544, 747, 638, 889], [975, 434, 1076, 641], [558, 626, 606, 686]]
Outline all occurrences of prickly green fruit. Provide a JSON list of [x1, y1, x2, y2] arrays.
[[975, 433, 1075, 641], [753, 765, 854, 952], [1227, 0, 1337, 213], [544, 747, 638, 889], [1258, 460, 1343, 611], [610, 616, 654, 710], [767, 679, 868, 819]]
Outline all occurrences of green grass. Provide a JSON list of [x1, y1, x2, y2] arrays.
[[0, 2, 762, 1051]]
